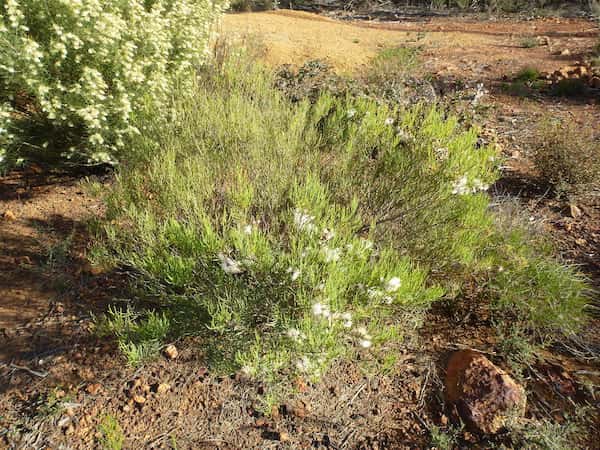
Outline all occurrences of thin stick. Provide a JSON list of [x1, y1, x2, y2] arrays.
[[8, 363, 48, 378]]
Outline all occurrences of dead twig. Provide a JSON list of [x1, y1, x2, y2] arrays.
[[0, 362, 48, 378]]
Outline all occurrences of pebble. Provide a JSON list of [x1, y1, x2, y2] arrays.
[[164, 344, 178, 360], [2, 210, 16, 220]]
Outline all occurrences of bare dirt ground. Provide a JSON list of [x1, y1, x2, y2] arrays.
[[223, 11, 598, 76], [1, 10, 599, 449]]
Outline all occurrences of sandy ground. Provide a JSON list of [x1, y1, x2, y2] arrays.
[[222, 10, 599, 78]]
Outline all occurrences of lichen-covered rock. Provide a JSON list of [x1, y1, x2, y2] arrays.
[[445, 350, 526, 434]]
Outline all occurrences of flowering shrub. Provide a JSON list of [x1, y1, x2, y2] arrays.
[[0, 0, 227, 166], [95, 52, 588, 386], [94, 53, 492, 379]]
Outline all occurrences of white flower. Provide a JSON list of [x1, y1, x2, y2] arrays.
[[321, 227, 335, 241], [451, 175, 470, 195], [296, 356, 311, 372], [217, 253, 244, 275], [312, 302, 324, 316], [322, 246, 341, 263], [356, 326, 371, 340], [384, 117, 394, 125], [342, 313, 353, 328], [367, 287, 382, 300], [312, 302, 331, 318], [346, 108, 357, 118], [385, 277, 401, 292], [241, 365, 254, 375], [286, 328, 304, 341], [243, 224, 253, 234], [290, 268, 301, 281], [293, 208, 316, 233], [473, 178, 489, 192], [360, 339, 372, 349]]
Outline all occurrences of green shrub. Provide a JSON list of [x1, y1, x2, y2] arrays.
[[96, 52, 589, 388], [95, 52, 501, 383], [454, 0, 473, 9], [531, 118, 600, 196], [98, 415, 124, 450], [552, 78, 587, 97], [515, 67, 541, 82], [520, 37, 538, 48], [96, 307, 170, 366], [365, 46, 421, 86], [0, 0, 227, 168], [230, 0, 277, 11], [485, 198, 589, 347]]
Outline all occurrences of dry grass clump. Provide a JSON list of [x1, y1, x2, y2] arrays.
[[531, 118, 600, 197]]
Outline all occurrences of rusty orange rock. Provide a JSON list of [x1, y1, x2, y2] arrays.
[[445, 350, 526, 434]]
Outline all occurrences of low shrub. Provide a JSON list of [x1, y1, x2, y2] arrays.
[[515, 67, 541, 82], [0, 0, 227, 168], [95, 51, 589, 386], [531, 118, 600, 196], [230, 0, 278, 11], [552, 78, 588, 97], [96, 307, 170, 366], [484, 197, 590, 362], [520, 37, 539, 48], [364, 46, 421, 86], [98, 415, 124, 450], [94, 52, 499, 378]]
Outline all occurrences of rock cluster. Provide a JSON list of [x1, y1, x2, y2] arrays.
[[545, 63, 600, 89]]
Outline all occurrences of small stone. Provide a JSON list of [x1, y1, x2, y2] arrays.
[[537, 36, 550, 46], [445, 350, 526, 434], [575, 238, 587, 246], [2, 210, 16, 221], [132, 394, 146, 404], [279, 431, 290, 442], [156, 383, 170, 395], [86, 383, 102, 395], [560, 49, 571, 56], [255, 418, 267, 427], [164, 344, 178, 360], [569, 204, 582, 219]]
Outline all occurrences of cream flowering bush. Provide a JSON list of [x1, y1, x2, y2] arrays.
[[0, 0, 227, 166]]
